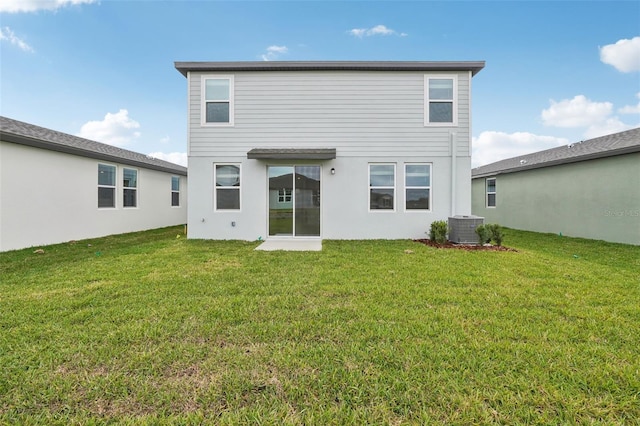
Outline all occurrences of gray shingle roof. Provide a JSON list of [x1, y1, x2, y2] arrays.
[[175, 60, 485, 77], [0, 116, 187, 176], [472, 128, 640, 178]]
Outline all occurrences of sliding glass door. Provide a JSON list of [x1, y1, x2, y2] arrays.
[[268, 166, 320, 237], [268, 166, 294, 236]]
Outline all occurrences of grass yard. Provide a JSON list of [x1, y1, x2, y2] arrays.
[[1, 227, 639, 425]]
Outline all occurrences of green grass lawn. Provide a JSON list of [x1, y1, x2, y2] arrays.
[[1, 227, 638, 425]]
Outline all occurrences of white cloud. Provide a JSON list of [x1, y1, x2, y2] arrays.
[[619, 92, 640, 114], [147, 152, 187, 167], [261, 45, 288, 61], [541, 94, 638, 139], [77, 109, 141, 147], [472, 131, 568, 167], [348, 24, 407, 38], [541, 95, 613, 128], [619, 105, 640, 114], [367, 25, 394, 36], [0, 27, 34, 52], [600, 36, 640, 73], [0, 0, 97, 13], [582, 118, 633, 140]]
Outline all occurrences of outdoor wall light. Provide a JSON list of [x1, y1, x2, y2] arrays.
[[331, 168, 336, 175]]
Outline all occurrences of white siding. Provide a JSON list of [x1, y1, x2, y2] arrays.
[[0, 142, 187, 252], [187, 71, 471, 158]]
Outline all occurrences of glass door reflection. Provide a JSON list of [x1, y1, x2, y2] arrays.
[[268, 165, 320, 237]]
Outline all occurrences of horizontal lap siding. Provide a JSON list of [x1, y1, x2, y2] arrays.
[[188, 71, 470, 157]]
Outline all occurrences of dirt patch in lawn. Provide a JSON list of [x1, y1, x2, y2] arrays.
[[414, 239, 518, 252]]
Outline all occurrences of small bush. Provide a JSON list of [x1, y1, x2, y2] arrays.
[[429, 220, 449, 244], [475, 223, 504, 246], [475, 225, 491, 244], [485, 223, 504, 246]]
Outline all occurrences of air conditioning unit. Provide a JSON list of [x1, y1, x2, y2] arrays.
[[448, 215, 484, 244]]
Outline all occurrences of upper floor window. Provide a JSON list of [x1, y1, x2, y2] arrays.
[[486, 178, 496, 207], [171, 176, 180, 207], [369, 164, 395, 211], [98, 164, 116, 208], [203, 76, 234, 126], [123, 168, 138, 208], [425, 76, 457, 126], [214, 164, 240, 210], [405, 164, 431, 211]]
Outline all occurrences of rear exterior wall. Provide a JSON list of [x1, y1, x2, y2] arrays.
[[188, 155, 471, 240], [186, 69, 474, 240]]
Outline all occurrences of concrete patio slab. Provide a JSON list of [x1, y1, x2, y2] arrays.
[[255, 239, 322, 251]]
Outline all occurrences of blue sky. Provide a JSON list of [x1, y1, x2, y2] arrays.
[[1, 0, 639, 167]]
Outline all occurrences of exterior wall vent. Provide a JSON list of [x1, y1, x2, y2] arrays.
[[448, 215, 485, 244]]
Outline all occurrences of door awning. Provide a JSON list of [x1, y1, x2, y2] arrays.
[[247, 148, 336, 160]]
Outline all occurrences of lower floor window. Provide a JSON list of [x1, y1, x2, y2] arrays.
[[369, 164, 395, 211], [486, 178, 496, 207], [98, 163, 116, 208], [171, 176, 180, 206], [123, 168, 138, 208], [405, 164, 431, 210], [123, 189, 137, 207], [368, 163, 435, 212], [215, 164, 240, 210], [98, 187, 115, 208]]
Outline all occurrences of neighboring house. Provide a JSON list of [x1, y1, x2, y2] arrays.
[[174, 61, 485, 240], [0, 116, 188, 252], [471, 128, 640, 245]]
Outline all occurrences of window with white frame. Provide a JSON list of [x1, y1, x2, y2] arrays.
[[486, 178, 496, 207], [215, 164, 240, 210], [98, 164, 116, 208], [425, 75, 457, 125], [123, 168, 138, 208], [278, 188, 292, 203], [171, 176, 180, 207], [405, 164, 431, 210], [203, 76, 234, 125], [369, 164, 395, 211]]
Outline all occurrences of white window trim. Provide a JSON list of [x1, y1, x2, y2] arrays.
[[486, 177, 497, 208], [201, 75, 235, 127], [368, 163, 396, 212], [98, 163, 117, 209], [171, 176, 181, 207], [404, 163, 432, 212], [424, 74, 458, 127], [214, 163, 241, 211], [278, 188, 292, 204], [122, 167, 138, 209]]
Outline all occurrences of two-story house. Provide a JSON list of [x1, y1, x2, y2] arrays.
[[175, 61, 484, 242]]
